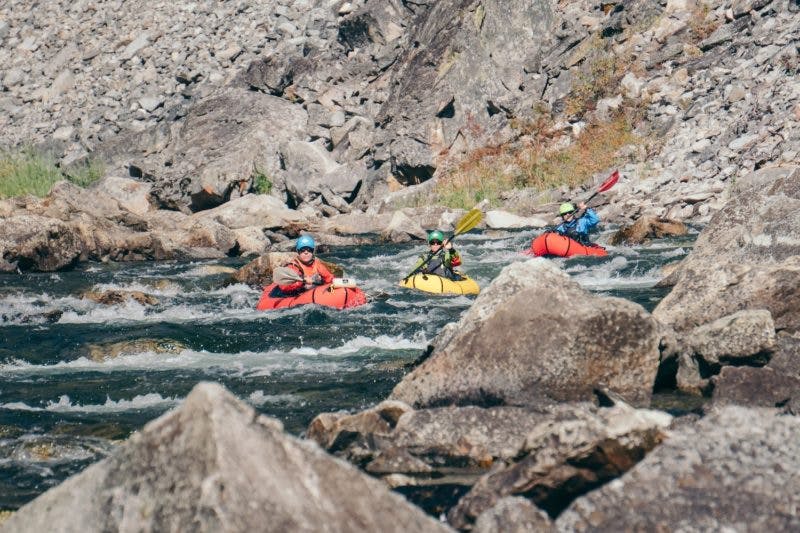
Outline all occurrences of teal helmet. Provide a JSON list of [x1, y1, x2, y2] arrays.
[[559, 202, 576, 216], [427, 230, 445, 243], [296, 235, 316, 251]]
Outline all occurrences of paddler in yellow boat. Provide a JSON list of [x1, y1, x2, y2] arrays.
[[412, 230, 464, 280]]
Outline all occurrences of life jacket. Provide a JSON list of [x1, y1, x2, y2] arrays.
[[559, 219, 584, 242], [273, 257, 329, 296], [421, 250, 462, 279], [289, 257, 325, 278]]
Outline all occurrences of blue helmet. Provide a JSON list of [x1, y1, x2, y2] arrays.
[[296, 235, 316, 251]]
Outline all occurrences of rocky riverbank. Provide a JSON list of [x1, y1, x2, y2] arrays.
[[4, 165, 799, 531]]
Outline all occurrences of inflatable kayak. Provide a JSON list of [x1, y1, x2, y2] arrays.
[[399, 273, 480, 295], [528, 232, 608, 258], [256, 283, 367, 311]]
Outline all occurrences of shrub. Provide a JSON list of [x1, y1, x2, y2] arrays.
[[252, 168, 273, 194], [0, 149, 105, 199], [432, 113, 639, 209]]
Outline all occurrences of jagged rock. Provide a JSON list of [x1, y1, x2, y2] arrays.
[[0, 383, 451, 533], [671, 309, 777, 395], [381, 210, 427, 243], [310, 397, 671, 528], [555, 406, 800, 531], [684, 309, 776, 365], [390, 260, 664, 408], [447, 402, 672, 528]]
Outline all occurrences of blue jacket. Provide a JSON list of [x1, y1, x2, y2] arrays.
[[555, 208, 600, 242]]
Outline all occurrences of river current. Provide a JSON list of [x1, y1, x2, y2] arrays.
[[0, 228, 696, 510]]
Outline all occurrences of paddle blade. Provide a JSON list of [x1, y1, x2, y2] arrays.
[[597, 170, 619, 193], [453, 207, 483, 236], [273, 266, 303, 285]]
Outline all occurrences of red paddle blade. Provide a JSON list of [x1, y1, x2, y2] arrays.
[[597, 170, 619, 193]]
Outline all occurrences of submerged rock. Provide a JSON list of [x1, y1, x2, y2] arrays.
[[81, 290, 158, 306], [85, 339, 186, 362]]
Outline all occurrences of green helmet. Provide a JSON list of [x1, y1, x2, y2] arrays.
[[427, 230, 445, 243], [559, 202, 576, 216]]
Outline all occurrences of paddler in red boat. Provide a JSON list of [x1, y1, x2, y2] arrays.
[[276, 235, 334, 295], [554, 201, 601, 246]]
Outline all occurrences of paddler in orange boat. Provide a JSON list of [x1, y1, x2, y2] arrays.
[[554, 201, 601, 246], [276, 235, 334, 295]]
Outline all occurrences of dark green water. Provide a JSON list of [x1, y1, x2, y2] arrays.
[[0, 229, 696, 510]]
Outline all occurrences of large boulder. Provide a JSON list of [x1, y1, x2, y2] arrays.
[[0, 383, 451, 533], [115, 89, 308, 212], [0, 214, 83, 271], [654, 167, 800, 332], [556, 406, 800, 531], [390, 259, 664, 408]]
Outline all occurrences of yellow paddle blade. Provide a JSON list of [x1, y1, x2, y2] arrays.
[[453, 207, 483, 236]]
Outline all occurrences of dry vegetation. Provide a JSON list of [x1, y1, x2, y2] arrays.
[[432, 112, 639, 209]]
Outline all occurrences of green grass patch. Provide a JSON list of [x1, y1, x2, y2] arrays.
[[0, 148, 105, 199], [252, 167, 273, 195]]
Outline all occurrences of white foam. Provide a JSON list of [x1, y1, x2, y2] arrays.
[[1, 393, 179, 413], [247, 390, 302, 406]]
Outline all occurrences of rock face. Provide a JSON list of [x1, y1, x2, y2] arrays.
[[0, 382, 451, 533], [654, 167, 800, 332], [390, 259, 664, 408], [5, 0, 797, 226], [555, 406, 800, 531]]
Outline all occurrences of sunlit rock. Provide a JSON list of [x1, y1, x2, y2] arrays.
[[654, 167, 800, 333], [391, 259, 664, 407], [609, 215, 687, 245]]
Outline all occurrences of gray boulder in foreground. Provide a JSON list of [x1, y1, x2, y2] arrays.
[[0, 383, 451, 533], [391, 259, 664, 408], [555, 406, 800, 531]]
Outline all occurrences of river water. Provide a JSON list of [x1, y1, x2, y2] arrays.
[[0, 228, 696, 510]]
